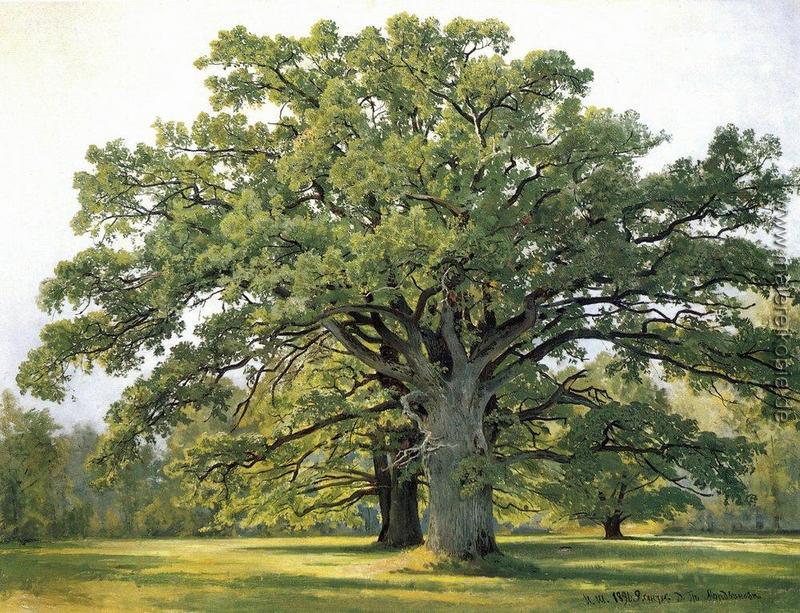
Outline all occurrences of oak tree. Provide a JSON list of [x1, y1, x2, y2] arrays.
[[541, 402, 760, 539], [18, 14, 799, 558], [167, 357, 424, 547]]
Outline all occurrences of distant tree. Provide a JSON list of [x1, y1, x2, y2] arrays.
[[747, 435, 799, 531], [59, 421, 210, 538], [542, 402, 760, 538], [683, 389, 800, 533], [134, 475, 212, 537], [17, 14, 799, 558], [58, 424, 103, 537], [59, 422, 154, 537], [742, 297, 800, 530], [663, 295, 800, 534], [0, 391, 63, 542]]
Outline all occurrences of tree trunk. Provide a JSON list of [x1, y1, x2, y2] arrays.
[[373, 452, 392, 543], [384, 467, 423, 548], [373, 449, 423, 547], [603, 515, 624, 539], [423, 407, 498, 559]]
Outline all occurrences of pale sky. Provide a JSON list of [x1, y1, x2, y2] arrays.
[[1, 0, 798, 428]]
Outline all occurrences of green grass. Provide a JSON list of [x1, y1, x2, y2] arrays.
[[0, 535, 797, 611]]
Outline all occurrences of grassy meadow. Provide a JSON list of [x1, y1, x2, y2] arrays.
[[0, 535, 797, 612]]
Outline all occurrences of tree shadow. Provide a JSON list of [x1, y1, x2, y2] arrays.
[[0, 548, 165, 606], [237, 542, 386, 556], [388, 537, 798, 589], [2, 537, 797, 611], [391, 553, 542, 579], [131, 570, 464, 611]]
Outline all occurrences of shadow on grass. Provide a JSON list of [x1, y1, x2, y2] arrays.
[[633, 534, 799, 545], [237, 542, 385, 556], [390, 538, 798, 589], [0, 543, 451, 610], [130, 569, 476, 611], [501, 537, 797, 563], [2, 537, 797, 611], [0, 548, 165, 606]]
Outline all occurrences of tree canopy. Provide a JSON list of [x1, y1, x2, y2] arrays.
[[17, 13, 799, 558], [167, 355, 424, 546], [541, 400, 760, 538]]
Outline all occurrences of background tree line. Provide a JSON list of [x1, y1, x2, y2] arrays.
[[0, 391, 211, 542], [3, 350, 798, 543]]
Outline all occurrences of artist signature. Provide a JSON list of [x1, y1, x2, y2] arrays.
[[582, 588, 762, 606]]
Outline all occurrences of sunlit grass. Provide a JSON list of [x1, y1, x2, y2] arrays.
[[1, 535, 798, 611]]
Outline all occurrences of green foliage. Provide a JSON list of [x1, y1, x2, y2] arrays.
[[163, 356, 417, 533], [667, 368, 800, 533], [0, 391, 214, 541], [0, 391, 63, 542], [14, 14, 799, 539], [541, 397, 760, 532]]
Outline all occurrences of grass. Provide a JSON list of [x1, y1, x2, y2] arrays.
[[0, 534, 798, 611]]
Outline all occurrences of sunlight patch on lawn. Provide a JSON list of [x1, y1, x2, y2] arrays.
[[1, 535, 798, 612]]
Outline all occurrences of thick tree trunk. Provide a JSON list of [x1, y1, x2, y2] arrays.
[[423, 407, 498, 559], [384, 468, 423, 548], [603, 515, 624, 539], [373, 452, 392, 543], [373, 449, 423, 547]]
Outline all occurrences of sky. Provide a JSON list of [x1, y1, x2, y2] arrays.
[[1, 0, 798, 428]]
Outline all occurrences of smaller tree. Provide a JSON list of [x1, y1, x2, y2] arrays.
[[542, 402, 760, 539], [164, 369, 426, 546]]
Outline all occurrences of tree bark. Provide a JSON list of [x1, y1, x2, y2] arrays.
[[384, 466, 423, 548], [373, 448, 423, 547], [422, 404, 499, 559], [603, 515, 624, 539], [373, 452, 392, 543]]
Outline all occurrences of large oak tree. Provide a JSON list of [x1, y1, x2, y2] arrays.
[[18, 14, 799, 558]]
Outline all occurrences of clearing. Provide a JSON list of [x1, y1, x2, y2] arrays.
[[0, 535, 797, 611]]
